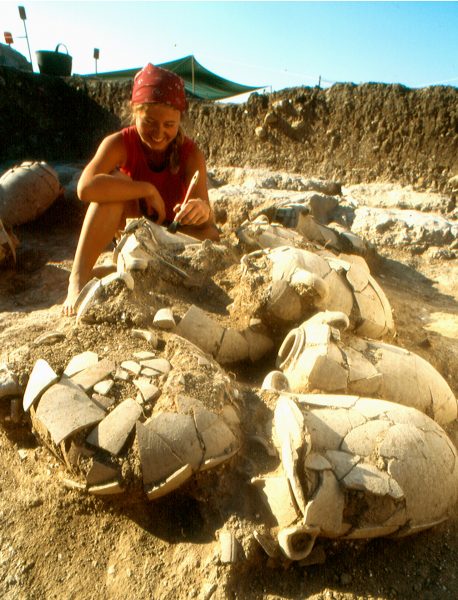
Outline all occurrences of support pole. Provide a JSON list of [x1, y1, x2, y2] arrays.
[[18, 6, 33, 66]]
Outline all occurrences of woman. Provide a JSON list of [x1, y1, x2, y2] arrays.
[[63, 63, 219, 316]]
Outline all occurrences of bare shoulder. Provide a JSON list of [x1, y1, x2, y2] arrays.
[[91, 131, 127, 169], [185, 141, 207, 172]]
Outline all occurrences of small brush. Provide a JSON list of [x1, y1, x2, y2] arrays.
[[167, 170, 200, 233]]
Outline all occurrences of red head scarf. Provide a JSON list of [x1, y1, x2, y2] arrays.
[[131, 63, 187, 112]]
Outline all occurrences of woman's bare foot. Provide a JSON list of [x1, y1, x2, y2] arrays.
[[62, 277, 83, 317], [62, 263, 116, 317]]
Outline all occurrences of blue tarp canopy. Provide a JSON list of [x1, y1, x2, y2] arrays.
[[84, 55, 263, 100]]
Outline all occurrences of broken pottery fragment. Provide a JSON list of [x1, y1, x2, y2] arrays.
[[153, 307, 176, 330], [23, 359, 59, 412], [133, 351, 156, 361], [64, 351, 98, 377], [91, 393, 116, 411], [139, 358, 171, 375], [70, 357, 116, 392], [261, 371, 290, 392], [176, 305, 273, 364], [93, 379, 114, 396], [237, 213, 366, 255], [86, 459, 119, 486], [34, 378, 105, 445], [136, 335, 241, 499], [0, 364, 21, 400], [31, 331, 66, 348], [88, 481, 124, 496], [100, 270, 134, 290], [219, 530, 239, 563], [131, 329, 158, 347], [232, 246, 394, 338], [256, 393, 458, 560], [120, 360, 142, 375], [175, 305, 224, 356], [133, 377, 160, 403], [86, 398, 142, 455], [76, 272, 134, 321], [276, 311, 457, 424], [74, 278, 103, 322]]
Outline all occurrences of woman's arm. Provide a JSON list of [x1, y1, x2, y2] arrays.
[[77, 132, 166, 223]]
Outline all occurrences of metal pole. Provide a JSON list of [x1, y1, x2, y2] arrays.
[[191, 55, 195, 94], [93, 48, 100, 75], [18, 6, 33, 66]]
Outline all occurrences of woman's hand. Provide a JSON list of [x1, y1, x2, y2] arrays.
[[143, 184, 166, 224], [173, 198, 211, 227]]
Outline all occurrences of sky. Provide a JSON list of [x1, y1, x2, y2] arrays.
[[1, 0, 458, 101]]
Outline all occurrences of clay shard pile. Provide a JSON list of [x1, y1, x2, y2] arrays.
[[253, 393, 458, 561], [231, 244, 394, 338], [2, 173, 457, 563], [271, 310, 457, 426], [21, 336, 241, 498]]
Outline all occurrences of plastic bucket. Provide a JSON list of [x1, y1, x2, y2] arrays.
[[36, 43, 72, 76]]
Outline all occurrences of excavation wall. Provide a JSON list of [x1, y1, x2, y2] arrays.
[[1, 66, 457, 191]]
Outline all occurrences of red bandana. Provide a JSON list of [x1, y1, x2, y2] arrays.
[[131, 63, 187, 112]]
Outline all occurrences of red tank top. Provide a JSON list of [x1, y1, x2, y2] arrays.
[[120, 126, 196, 222]]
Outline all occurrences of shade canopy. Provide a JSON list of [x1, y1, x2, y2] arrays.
[[84, 55, 264, 101]]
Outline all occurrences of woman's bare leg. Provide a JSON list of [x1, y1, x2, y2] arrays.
[[62, 201, 125, 316]]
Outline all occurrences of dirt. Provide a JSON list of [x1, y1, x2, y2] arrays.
[[2, 66, 457, 193], [0, 174, 457, 600]]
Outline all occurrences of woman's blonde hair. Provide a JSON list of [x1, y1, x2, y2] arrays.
[[126, 102, 186, 174]]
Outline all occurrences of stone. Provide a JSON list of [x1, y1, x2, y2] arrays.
[[70, 357, 116, 392], [64, 351, 99, 377], [86, 398, 142, 455], [23, 359, 59, 412], [35, 378, 105, 445]]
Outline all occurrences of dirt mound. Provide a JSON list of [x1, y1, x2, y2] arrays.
[[1, 67, 457, 193]]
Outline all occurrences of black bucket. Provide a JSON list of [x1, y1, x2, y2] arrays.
[[36, 44, 72, 76]]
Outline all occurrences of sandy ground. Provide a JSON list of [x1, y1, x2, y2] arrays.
[[0, 179, 457, 600]]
